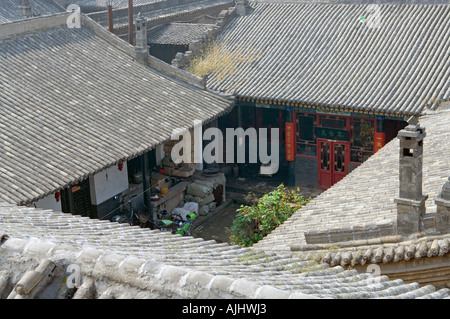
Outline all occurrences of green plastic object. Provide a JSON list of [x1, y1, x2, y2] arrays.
[[186, 212, 197, 220]]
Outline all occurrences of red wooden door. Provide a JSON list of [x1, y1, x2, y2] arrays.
[[318, 139, 349, 190]]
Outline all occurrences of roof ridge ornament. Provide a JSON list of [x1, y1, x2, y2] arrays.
[[407, 116, 419, 125], [235, 0, 252, 16], [394, 116, 427, 236], [403, 115, 423, 133], [19, 0, 32, 18]]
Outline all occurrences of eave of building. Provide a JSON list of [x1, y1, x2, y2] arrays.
[[236, 96, 417, 121]]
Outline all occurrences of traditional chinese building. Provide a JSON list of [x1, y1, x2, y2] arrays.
[[0, 12, 232, 220], [176, 1, 448, 190]]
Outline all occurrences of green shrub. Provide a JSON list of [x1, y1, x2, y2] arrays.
[[228, 184, 311, 247]]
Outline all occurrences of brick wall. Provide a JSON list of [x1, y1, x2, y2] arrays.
[[304, 221, 396, 244], [295, 156, 318, 188]]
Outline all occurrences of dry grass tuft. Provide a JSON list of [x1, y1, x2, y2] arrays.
[[189, 42, 259, 82]]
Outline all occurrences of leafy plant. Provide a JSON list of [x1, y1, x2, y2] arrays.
[[227, 184, 311, 247]]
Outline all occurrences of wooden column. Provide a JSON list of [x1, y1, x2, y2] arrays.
[[237, 104, 244, 177], [285, 109, 295, 186], [128, 0, 133, 45], [141, 151, 153, 224], [107, 4, 113, 33], [374, 117, 386, 152]]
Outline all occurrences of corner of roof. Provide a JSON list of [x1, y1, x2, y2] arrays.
[[80, 13, 135, 56], [0, 11, 69, 41]]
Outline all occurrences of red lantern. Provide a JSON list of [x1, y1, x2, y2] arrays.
[[55, 191, 60, 202], [118, 160, 124, 171]]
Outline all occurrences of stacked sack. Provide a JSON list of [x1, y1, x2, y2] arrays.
[[184, 179, 217, 216]]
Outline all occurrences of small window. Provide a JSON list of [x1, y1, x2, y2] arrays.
[[350, 118, 374, 163], [320, 116, 346, 129], [403, 148, 413, 157]]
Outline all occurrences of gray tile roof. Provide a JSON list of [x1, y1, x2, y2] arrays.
[[253, 105, 450, 253], [2, 202, 450, 298], [0, 0, 63, 24], [0, 21, 232, 205], [148, 22, 215, 45], [205, 2, 450, 117], [70, 0, 160, 8], [68, 0, 163, 13], [88, 0, 234, 28]]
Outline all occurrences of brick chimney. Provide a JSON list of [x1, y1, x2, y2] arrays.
[[135, 13, 149, 65], [435, 176, 450, 232], [394, 116, 428, 236], [19, 0, 32, 18]]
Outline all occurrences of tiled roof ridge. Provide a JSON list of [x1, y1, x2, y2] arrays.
[[87, 0, 234, 28], [81, 13, 135, 56], [0, 11, 69, 40], [82, 12, 210, 89], [142, 1, 233, 24], [302, 219, 397, 245], [82, 11, 231, 91], [0, 235, 314, 299], [168, 22, 216, 26], [292, 232, 450, 267]]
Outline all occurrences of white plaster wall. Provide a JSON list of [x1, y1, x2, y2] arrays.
[[89, 162, 129, 206], [33, 193, 62, 212]]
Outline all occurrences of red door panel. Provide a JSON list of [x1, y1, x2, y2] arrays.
[[318, 140, 332, 189], [318, 139, 349, 190], [332, 142, 348, 185]]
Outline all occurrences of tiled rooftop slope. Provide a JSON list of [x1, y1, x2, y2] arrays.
[[0, 21, 231, 206], [207, 2, 449, 117], [0, 0, 62, 24]]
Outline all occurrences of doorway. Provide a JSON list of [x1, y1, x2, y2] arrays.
[[317, 139, 349, 190]]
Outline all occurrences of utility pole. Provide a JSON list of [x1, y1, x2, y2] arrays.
[[141, 152, 153, 225], [128, 0, 133, 45]]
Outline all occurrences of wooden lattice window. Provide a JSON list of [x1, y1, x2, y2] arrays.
[[296, 113, 316, 156], [350, 118, 374, 163]]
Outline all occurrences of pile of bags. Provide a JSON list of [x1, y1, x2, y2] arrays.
[[184, 179, 217, 216]]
